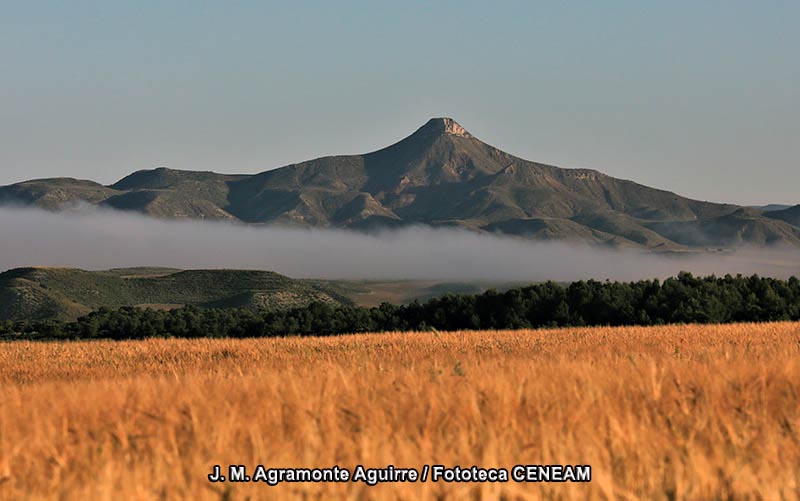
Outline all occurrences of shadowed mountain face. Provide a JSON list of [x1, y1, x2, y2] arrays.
[[766, 205, 800, 228], [2, 118, 798, 250]]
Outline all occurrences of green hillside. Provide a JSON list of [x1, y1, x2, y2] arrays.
[[0, 268, 533, 322], [0, 268, 352, 321]]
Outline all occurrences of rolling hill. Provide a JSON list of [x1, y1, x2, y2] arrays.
[[0, 267, 353, 321], [0, 267, 527, 322], [1, 117, 798, 250]]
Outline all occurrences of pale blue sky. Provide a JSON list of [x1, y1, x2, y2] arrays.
[[1, 1, 798, 205]]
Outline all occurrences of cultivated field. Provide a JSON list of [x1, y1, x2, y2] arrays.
[[1, 323, 799, 500]]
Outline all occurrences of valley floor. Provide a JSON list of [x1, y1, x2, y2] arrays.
[[2, 323, 799, 499]]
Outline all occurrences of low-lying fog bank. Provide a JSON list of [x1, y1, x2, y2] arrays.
[[1, 207, 798, 281]]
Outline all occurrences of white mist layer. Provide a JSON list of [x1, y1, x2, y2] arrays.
[[0, 207, 798, 281]]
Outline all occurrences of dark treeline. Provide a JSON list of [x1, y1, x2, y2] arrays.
[[2, 273, 799, 340]]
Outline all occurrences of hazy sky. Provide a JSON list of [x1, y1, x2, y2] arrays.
[[1, 1, 797, 205]]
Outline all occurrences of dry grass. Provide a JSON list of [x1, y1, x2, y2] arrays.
[[1, 323, 800, 500]]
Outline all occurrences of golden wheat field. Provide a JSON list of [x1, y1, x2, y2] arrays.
[[1, 323, 800, 500]]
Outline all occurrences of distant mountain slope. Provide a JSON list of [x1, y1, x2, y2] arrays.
[[753, 204, 793, 213], [0, 178, 116, 210], [765, 205, 800, 228], [1, 117, 796, 249], [646, 208, 800, 248], [0, 268, 351, 321]]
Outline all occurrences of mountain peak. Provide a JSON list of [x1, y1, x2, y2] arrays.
[[414, 117, 472, 138]]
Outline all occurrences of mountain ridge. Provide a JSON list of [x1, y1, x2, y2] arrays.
[[2, 117, 798, 250]]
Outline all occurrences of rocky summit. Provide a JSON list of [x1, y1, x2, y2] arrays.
[[2, 117, 798, 251]]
